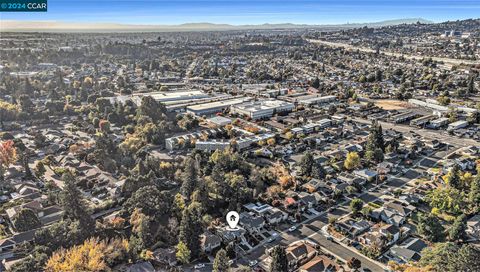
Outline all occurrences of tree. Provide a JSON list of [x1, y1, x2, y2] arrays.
[[448, 214, 466, 241], [350, 198, 364, 215], [417, 213, 444, 242], [180, 157, 198, 200], [13, 208, 41, 232], [366, 121, 384, 152], [299, 152, 314, 176], [125, 185, 170, 220], [446, 164, 461, 190], [35, 161, 46, 178], [179, 208, 202, 258], [34, 220, 90, 252], [311, 164, 326, 179], [269, 245, 288, 272], [426, 187, 464, 215], [468, 175, 480, 213], [176, 241, 191, 264], [60, 172, 94, 230], [128, 209, 151, 258], [45, 237, 128, 272], [13, 139, 32, 178], [420, 242, 480, 272], [137, 96, 166, 122], [0, 140, 17, 182], [98, 120, 110, 133], [213, 249, 230, 272], [347, 257, 362, 271], [344, 152, 361, 170], [9, 246, 48, 272], [311, 77, 320, 89]]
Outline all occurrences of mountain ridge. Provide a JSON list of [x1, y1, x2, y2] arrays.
[[0, 18, 433, 32]]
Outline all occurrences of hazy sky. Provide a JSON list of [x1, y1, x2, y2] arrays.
[[2, 0, 480, 25]]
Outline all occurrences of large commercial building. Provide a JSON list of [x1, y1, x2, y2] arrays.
[[186, 97, 249, 116], [447, 120, 469, 131], [145, 90, 209, 103], [279, 93, 337, 106], [230, 99, 294, 120]]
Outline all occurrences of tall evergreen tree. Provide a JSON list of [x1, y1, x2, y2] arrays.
[[299, 152, 314, 176], [179, 208, 202, 258], [213, 249, 230, 272], [60, 172, 94, 231], [468, 175, 480, 213], [180, 157, 198, 200], [447, 164, 462, 190], [269, 246, 288, 272]]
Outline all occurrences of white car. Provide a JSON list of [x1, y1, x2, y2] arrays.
[[249, 260, 258, 267], [288, 226, 297, 232], [193, 264, 205, 269]]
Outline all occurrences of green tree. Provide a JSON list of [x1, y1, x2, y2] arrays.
[[420, 243, 480, 272], [60, 172, 94, 230], [311, 164, 326, 179], [350, 198, 364, 215], [417, 213, 444, 242], [311, 77, 320, 89], [448, 214, 466, 241], [13, 208, 41, 232], [180, 157, 198, 200], [137, 96, 166, 122], [446, 164, 462, 190], [179, 208, 202, 258], [176, 241, 191, 264], [299, 152, 314, 176], [125, 185, 170, 220], [213, 249, 230, 272], [269, 245, 288, 272], [468, 175, 480, 213]]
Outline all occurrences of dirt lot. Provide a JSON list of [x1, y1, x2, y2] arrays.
[[374, 99, 412, 110]]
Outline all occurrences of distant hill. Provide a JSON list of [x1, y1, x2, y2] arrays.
[[0, 18, 433, 32]]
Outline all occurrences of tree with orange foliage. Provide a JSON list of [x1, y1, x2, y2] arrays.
[[278, 175, 293, 189], [0, 140, 17, 182], [45, 237, 129, 272]]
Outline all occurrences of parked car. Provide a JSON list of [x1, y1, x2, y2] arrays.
[[249, 260, 258, 267], [194, 264, 205, 269], [288, 226, 297, 232]]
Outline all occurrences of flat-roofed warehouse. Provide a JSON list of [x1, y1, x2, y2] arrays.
[[230, 99, 295, 120], [279, 94, 336, 106], [186, 97, 249, 116], [144, 90, 209, 103]]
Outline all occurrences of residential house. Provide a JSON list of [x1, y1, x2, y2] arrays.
[[299, 255, 345, 272], [337, 172, 366, 187], [386, 237, 428, 263], [265, 208, 288, 225], [371, 200, 415, 227], [200, 233, 222, 253], [154, 247, 177, 266], [335, 219, 371, 238], [466, 214, 480, 240], [379, 224, 401, 245], [353, 169, 378, 182], [298, 192, 318, 209], [239, 212, 265, 233], [286, 241, 317, 269]]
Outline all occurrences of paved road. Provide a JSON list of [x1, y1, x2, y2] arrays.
[[307, 39, 480, 66]]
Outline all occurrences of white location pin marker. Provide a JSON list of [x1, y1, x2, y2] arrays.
[[226, 211, 240, 230]]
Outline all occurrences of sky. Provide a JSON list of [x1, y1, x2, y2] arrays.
[[2, 0, 480, 25]]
